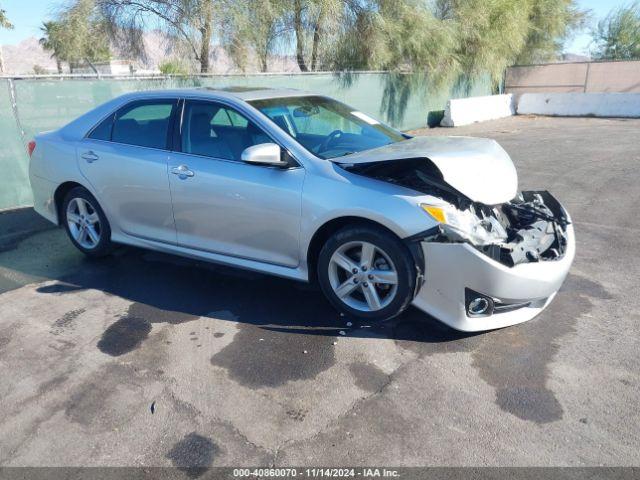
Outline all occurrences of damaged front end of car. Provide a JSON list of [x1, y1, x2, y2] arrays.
[[342, 157, 571, 268], [418, 190, 570, 267]]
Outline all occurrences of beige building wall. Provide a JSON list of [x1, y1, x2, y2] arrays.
[[505, 60, 640, 95]]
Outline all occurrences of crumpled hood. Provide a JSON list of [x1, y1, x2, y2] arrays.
[[336, 136, 518, 205]]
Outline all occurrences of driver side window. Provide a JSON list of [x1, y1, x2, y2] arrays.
[[181, 101, 271, 161]]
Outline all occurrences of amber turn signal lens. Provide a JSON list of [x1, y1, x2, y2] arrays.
[[420, 204, 446, 223]]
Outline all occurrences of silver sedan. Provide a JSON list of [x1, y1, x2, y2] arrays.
[[28, 88, 574, 331]]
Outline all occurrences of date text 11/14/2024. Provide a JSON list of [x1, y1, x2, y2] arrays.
[[232, 468, 400, 477]]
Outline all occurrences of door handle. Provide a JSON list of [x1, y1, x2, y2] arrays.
[[81, 151, 99, 163], [171, 165, 195, 178]]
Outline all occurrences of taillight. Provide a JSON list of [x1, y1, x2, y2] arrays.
[[27, 140, 36, 158]]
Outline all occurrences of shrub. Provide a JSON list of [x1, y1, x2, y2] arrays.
[[159, 60, 189, 75]]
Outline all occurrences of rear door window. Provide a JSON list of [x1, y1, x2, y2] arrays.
[[111, 100, 176, 149]]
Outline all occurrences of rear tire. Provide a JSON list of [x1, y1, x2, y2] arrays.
[[317, 225, 417, 321], [62, 186, 113, 258]]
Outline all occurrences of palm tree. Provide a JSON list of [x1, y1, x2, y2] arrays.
[[0, 4, 13, 74], [0, 5, 12, 29], [40, 21, 64, 73]]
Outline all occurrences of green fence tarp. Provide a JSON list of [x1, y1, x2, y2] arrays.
[[1, 80, 32, 209], [0, 72, 491, 210]]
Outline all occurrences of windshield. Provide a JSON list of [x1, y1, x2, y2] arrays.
[[248, 96, 406, 159]]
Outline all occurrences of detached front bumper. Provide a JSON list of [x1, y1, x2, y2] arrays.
[[411, 223, 575, 332]]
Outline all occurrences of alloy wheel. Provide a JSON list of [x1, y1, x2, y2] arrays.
[[66, 197, 101, 249], [328, 241, 399, 312]]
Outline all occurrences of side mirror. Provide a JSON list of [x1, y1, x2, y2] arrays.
[[241, 143, 288, 167]]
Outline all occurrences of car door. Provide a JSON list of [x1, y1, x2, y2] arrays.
[[168, 99, 305, 267], [78, 99, 178, 244]]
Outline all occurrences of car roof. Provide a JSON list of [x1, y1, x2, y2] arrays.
[[207, 86, 315, 101], [124, 87, 316, 102]]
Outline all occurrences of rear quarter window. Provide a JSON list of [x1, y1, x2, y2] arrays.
[[88, 114, 114, 141]]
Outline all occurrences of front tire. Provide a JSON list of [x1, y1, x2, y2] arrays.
[[62, 186, 113, 257], [317, 225, 417, 321]]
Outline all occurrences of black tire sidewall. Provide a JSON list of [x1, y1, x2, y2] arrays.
[[62, 186, 112, 257], [317, 225, 416, 321]]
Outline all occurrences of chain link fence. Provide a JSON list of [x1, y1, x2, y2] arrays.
[[0, 72, 491, 211]]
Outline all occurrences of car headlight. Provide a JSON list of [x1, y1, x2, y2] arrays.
[[420, 203, 507, 246]]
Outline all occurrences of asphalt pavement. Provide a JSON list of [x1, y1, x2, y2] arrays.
[[0, 116, 638, 470]]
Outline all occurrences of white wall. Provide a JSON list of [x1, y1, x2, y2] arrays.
[[441, 94, 515, 127], [517, 93, 640, 117]]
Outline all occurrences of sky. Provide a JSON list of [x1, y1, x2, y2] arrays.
[[569, 0, 626, 55], [0, 0, 629, 56]]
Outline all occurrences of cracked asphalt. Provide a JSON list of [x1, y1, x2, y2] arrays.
[[0, 116, 638, 469]]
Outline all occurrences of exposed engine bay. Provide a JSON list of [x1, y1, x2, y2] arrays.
[[342, 158, 571, 267]]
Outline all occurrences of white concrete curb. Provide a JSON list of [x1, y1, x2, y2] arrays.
[[517, 92, 640, 117], [441, 94, 515, 127]]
